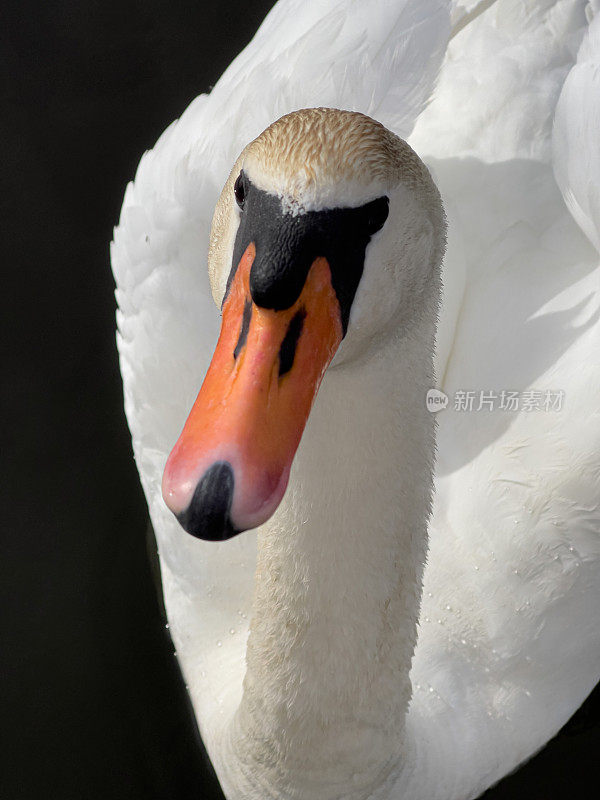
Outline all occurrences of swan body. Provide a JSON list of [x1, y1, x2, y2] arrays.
[[111, 1, 600, 798]]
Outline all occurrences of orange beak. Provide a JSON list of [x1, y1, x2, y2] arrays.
[[162, 242, 343, 539]]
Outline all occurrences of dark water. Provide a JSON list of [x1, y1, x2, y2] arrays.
[[2, 1, 597, 797]]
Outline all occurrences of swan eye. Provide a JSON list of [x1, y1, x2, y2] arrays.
[[234, 173, 246, 209], [364, 196, 389, 235]]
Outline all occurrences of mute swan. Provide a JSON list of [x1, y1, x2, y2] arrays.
[[111, 1, 600, 798]]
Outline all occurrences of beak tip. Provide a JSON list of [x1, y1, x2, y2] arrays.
[[176, 512, 242, 541], [173, 460, 241, 541]]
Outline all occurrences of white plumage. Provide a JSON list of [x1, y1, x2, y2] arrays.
[[111, 1, 600, 798]]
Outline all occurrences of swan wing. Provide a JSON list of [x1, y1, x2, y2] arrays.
[[414, 0, 594, 385], [553, 6, 600, 254], [400, 4, 600, 798]]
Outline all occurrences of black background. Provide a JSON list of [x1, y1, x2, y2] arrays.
[[2, 1, 598, 798]]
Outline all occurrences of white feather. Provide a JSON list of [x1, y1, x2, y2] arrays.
[[553, 8, 600, 252], [112, 1, 600, 798]]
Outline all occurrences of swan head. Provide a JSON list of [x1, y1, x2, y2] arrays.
[[162, 108, 445, 540]]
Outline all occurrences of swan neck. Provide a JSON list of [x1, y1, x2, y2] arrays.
[[230, 312, 436, 798]]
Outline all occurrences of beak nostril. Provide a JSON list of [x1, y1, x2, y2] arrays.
[[177, 461, 239, 541], [278, 308, 306, 377], [233, 298, 253, 360]]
